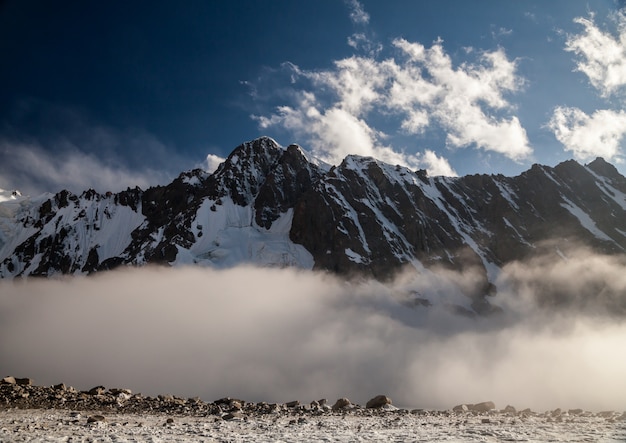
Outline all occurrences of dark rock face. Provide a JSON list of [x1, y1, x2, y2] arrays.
[[254, 144, 323, 229], [2, 136, 626, 308]]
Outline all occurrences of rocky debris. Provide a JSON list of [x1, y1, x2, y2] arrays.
[[366, 395, 392, 409], [1, 378, 624, 426]]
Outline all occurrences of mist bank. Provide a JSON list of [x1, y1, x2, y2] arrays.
[[1, 249, 626, 412]]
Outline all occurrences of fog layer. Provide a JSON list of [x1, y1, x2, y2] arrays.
[[1, 253, 626, 411]]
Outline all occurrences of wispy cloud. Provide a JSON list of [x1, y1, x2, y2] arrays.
[[345, 0, 369, 25], [491, 26, 513, 40], [0, 101, 198, 195], [346, 32, 383, 57], [0, 139, 174, 196]]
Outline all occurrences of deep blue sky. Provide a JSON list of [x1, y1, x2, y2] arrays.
[[1, 0, 626, 194]]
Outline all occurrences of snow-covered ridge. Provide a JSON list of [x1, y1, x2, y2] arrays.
[[2, 139, 626, 316]]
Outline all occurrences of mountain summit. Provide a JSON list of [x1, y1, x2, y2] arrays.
[[2, 137, 626, 310]]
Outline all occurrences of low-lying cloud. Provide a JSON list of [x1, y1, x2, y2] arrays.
[[1, 252, 626, 412]]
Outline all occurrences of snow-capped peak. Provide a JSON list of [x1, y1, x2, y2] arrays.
[[0, 188, 24, 203]]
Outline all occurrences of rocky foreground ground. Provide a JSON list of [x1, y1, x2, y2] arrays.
[[2, 377, 626, 442]]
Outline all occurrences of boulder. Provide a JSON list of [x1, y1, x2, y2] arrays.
[[1, 376, 16, 385], [453, 404, 469, 412], [503, 405, 516, 414], [331, 398, 352, 411], [222, 411, 244, 421], [15, 378, 33, 386], [88, 386, 106, 396], [469, 401, 495, 412], [366, 395, 392, 409], [229, 400, 243, 410], [109, 388, 132, 396], [87, 415, 106, 423], [285, 400, 300, 408]]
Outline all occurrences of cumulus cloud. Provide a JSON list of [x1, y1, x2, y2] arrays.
[[418, 149, 458, 177], [205, 153, 226, 173], [391, 39, 530, 160], [550, 10, 626, 162], [0, 140, 173, 196], [1, 253, 626, 411], [548, 106, 626, 162], [565, 11, 626, 98], [254, 35, 531, 176]]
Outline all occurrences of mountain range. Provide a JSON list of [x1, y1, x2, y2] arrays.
[[2, 136, 626, 313]]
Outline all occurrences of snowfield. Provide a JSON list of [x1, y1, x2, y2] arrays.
[[1, 407, 625, 442]]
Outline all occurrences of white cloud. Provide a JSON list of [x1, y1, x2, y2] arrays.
[[419, 150, 458, 177], [565, 12, 626, 98], [256, 91, 385, 164], [205, 153, 225, 173], [313, 56, 388, 116], [255, 37, 531, 170], [391, 39, 531, 161], [345, 0, 369, 25], [550, 10, 626, 162], [548, 106, 626, 162]]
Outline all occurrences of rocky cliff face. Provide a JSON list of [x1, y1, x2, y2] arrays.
[[2, 137, 626, 306]]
